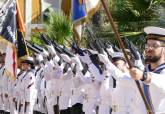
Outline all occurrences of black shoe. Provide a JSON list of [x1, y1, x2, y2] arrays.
[[4, 111, 10, 114], [0, 110, 5, 114]]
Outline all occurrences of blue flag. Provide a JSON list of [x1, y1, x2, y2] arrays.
[[72, 0, 86, 24]]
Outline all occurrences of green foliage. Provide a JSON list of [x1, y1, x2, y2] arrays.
[[29, 34, 44, 46], [109, 0, 162, 31], [87, 0, 165, 48], [44, 10, 73, 44]]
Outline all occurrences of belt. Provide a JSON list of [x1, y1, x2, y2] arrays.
[[27, 82, 34, 89], [112, 105, 131, 112]]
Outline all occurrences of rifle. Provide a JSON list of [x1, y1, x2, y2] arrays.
[[100, 0, 153, 113], [26, 41, 42, 54]]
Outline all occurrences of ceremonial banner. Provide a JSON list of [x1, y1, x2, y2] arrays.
[[0, 0, 28, 79], [0, 0, 17, 79], [72, 0, 100, 42]]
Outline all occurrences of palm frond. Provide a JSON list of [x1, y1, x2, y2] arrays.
[[108, 0, 161, 31], [45, 10, 73, 44]]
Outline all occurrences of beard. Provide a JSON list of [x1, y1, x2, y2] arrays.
[[145, 55, 161, 63]]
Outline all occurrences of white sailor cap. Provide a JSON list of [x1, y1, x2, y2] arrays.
[[46, 44, 56, 55], [21, 56, 34, 64], [111, 52, 126, 62], [109, 52, 123, 58], [144, 26, 165, 42]]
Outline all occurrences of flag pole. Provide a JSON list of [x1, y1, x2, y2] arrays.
[[100, 0, 153, 114]]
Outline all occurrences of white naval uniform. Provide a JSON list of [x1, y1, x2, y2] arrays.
[[111, 75, 137, 114], [33, 67, 45, 113], [141, 64, 165, 114], [83, 79, 101, 114], [1, 68, 10, 112], [108, 62, 165, 114], [43, 60, 55, 114], [81, 63, 102, 114], [0, 65, 5, 111], [51, 63, 63, 104], [70, 55, 86, 108], [13, 70, 27, 114], [21, 70, 37, 114], [71, 70, 86, 107], [40, 77, 47, 113], [9, 76, 18, 114], [59, 68, 74, 110], [106, 62, 148, 114], [98, 54, 147, 114], [99, 74, 114, 114]]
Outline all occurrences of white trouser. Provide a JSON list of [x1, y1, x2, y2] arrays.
[[45, 88, 56, 114], [0, 93, 4, 110], [46, 97, 55, 114], [99, 104, 111, 114], [34, 96, 46, 113], [24, 103, 34, 114], [59, 95, 71, 110], [9, 97, 18, 114], [18, 99, 25, 114], [83, 99, 97, 114], [3, 93, 10, 112], [111, 105, 132, 114]]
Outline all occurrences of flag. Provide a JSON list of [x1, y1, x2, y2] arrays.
[[0, 0, 17, 79], [85, 0, 100, 17], [17, 30, 29, 59], [72, 0, 100, 44], [16, 0, 26, 32], [16, 0, 28, 59], [61, 0, 72, 17], [0, 0, 28, 79], [0, 0, 17, 44]]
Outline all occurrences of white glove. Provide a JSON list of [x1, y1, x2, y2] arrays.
[[42, 49, 49, 58], [71, 56, 83, 71], [36, 54, 44, 62], [46, 44, 56, 55], [134, 60, 144, 70], [106, 45, 114, 55], [53, 55, 60, 67], [98, 54, 111, 64], [62, 68, 73, 80], [79, 53, 92, 65], [60, 54, 71, 63]]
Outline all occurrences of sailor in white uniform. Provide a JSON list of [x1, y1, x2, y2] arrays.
[[130, 26, 165, 114], [33, 54, 45, 114], [98, 52, 147, 114], [20, 57, 37, 114], [0, 53, 5, 113]]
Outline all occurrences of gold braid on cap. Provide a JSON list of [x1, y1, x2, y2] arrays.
[[147, 34, 165, 43]]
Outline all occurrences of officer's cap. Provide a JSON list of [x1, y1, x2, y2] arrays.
[[144, 26, 165, 42], [21, 56, 34, 65]]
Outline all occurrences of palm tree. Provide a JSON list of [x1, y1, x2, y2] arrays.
[[44, 9, 73, 45], [109, 0, 162, 31], [88, 0, 164, 50]]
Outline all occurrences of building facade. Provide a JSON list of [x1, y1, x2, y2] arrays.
[[0, 0, 62, 39]]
